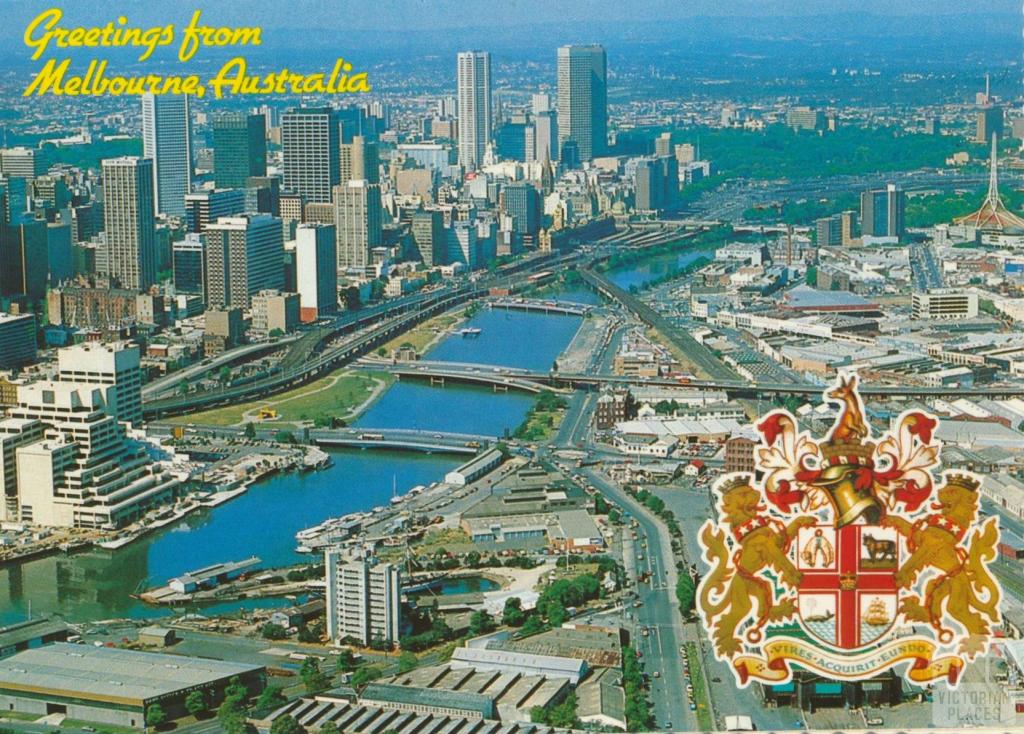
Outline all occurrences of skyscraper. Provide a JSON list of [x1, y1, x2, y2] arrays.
[[57, 341, 143, 426], [340, 135, 380, 184], [295, 223, 338, 321], [212, 111, 267, 189], [282, 107, 341, 204], [557, 45, 607, 162], [634, 156, 678, 212], [860, 184, 905, 241], [101, 157, 156, 291], [0, 219, 47, 301], [532, 111, 558, 163], [203, 214, 284, 308], [977, 106, 1004, 144], [141, 94, 193, 218], [333, 180, 383, 271], [456, 51, 492, 170], [325, 552, 401, 646], [411, 210, 445, 267], [502, 182, 540, 239]]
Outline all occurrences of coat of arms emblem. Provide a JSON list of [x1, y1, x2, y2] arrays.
[[697, 373, 1002, 687]]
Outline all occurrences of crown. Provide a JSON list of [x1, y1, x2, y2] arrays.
[[839, 572, 857, 591], [716, 475, 754, 496], [943, 473, 980, 493], [819, 439, 876, 471]]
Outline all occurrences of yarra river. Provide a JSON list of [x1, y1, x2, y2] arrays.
[[0, 245, 713, 624]]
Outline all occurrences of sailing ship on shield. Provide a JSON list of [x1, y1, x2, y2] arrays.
[[696, 373, 1002, 687]]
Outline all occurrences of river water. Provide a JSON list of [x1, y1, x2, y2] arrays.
[[0, 245, 703, 625]]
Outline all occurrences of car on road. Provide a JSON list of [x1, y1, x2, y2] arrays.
[[652, 671, 660, 678]]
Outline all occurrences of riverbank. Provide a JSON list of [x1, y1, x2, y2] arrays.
[[164, 369, 393, 428]]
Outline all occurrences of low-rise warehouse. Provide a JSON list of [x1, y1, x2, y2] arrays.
[[449, 647, 588, 685], [0, 643, 266, 728]]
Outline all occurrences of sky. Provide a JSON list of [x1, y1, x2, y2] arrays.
[[1, 0, 1019, 31]]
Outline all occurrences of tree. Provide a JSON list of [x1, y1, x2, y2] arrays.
[[336, 649, 358, 673], [219, 365, 232, 384], [255, 685, 286, 712], [146, 703, 168, 729], [546, 600, 567, 628], [351, 666, 382, 688], [269, 328, 284, 339], [270, 714, 306, 734], [300, 656, 331, 694], [244, 422, 257, 439], [217, 694, 247, 733], [262, 622, 288, 640], [676, 574, 696, 617], [319, 723, 341, 734], [521, 613, 546, 636], [177, 379, 189, 396], [398, 651, 418, 673], [468, 609, 495, 636], [502, 597, 526, 627], [275, 430, 296, 444], [185, 690, 207, 718]]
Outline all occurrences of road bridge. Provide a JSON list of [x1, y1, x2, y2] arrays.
[[488, 298, 591, 316], [150, 423, 497, 454], [388, 360, 565, 394]]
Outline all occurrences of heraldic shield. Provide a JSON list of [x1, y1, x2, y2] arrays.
[[696, 373, 1003, 688]]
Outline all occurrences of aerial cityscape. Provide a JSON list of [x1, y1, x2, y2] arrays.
[[0, 1, 1023, 732]]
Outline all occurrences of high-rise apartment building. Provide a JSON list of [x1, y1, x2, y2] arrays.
[[212, 111, 267, 189], [860, 184, 905, 241], [325, 552, 401, 646], [141, 94, 193, 218], [294, 223, 338, 321], [333, 181, 382, 271], [101, 157, 157, 291], [556, 45, 607, 162], [456, 51, 492, 170], [203, 215, 284, 309], [815, 216, 842, 247], [282, 107, 341, 204], [0, 148, 45, 179]]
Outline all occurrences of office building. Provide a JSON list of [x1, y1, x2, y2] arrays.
[[0, 148, 45, 179], [840, 210, 858, 246], [654, 132, 672, 157], [786, 106, 826, 131], [340, 135, 380, 184], [502, 183, 540, 239], [282, 107, 341, 204], [141, 93, 193, 218], [246, 175, 281, 217], [0, 417, 44, 521], [411, 210, 445, 267], [334, 180, 382, 271], [46, 222, 73, 285], [295, 223, 338, 321], [250, 289, 300, 338], [860, 184, 904, 242], [204, 307, 244, 354], [456, 51, 492, 170], [532, 111, 557, 164], [977, 106, 1004, 143], [212, 111, 266, 189], [0, 313, 37, 370], [203, 215, 284, 309], [184, 189, 246, 233], [911, 290, 979, 320], [634, 156, 678, 212], [101, 157, 157, 290], [172, 233, 205, 295], [0, 644, 265, 729], [447, 221, 479, 269], [325, 553, 401, 646], [816, 215, 842, 247], [4, 356, 177, 527], [557, 45, 607, 162], [0, 219, 47, 301], [56, 342, 143, 426]]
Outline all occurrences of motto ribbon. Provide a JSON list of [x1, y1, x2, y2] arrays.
[[732, 636, 963, 686]]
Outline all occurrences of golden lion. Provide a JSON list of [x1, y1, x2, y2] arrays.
[[883, 474, 1001, 658], [699, 478, 815, 657]]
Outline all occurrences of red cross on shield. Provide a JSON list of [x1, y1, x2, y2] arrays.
[[796, 524, 899, 650]]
